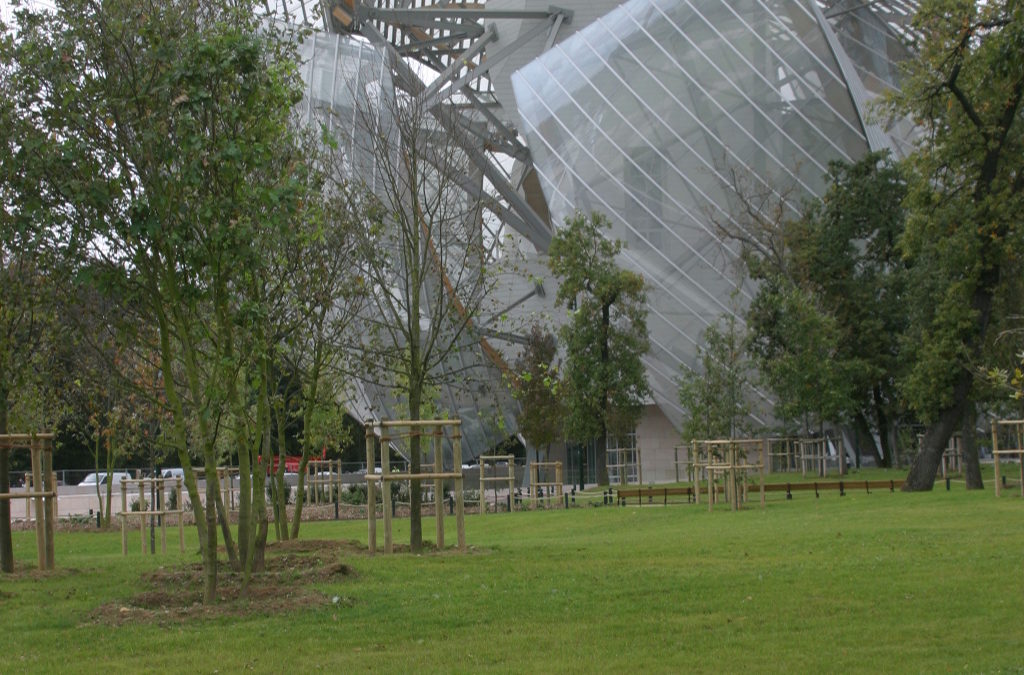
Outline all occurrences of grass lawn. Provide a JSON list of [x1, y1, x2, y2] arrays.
[[1, 481, 1022, 673]]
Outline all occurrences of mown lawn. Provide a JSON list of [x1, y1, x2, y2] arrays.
[[1, 482, 1022, 673]]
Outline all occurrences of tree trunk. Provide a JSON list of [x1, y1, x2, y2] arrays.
[[290, 450, 315, 541], [276, 400, 289, 541], [0, 393, 13, 573], [103, 435, 115, 528], [598, 301, 611, 487], [903, 377, 971, 491], [905, 261, 997, 491], [214, 488, 239, 571], [961, 401, 983, 490], [253, 517, 268, 573], [203, 459, 219, 604], [595, 422, 609, 487], [409, 385, 423, 552], [852, 411, 885, 468], [92, 433, 103, 525]]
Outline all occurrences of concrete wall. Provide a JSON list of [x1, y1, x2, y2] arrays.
[[637, 403, 684, 484]]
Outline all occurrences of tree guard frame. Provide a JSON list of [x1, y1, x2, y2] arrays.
[[0, 433, 56, 570], [991, 420, 1024, 498], [117, 477, 186, 556], [477, 454, 515, 515], [364, 419, 465, 555], [690, 439, 765, 511], [528, 461, 562, 509]]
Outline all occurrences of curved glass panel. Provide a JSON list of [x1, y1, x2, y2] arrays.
[[511, 0, 909, 428]]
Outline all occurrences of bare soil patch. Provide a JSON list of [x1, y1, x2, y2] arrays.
[[88, 539, 363, 626]]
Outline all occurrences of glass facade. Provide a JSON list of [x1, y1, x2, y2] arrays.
[[511, 0, 913, 430], [295, 31, 518, 461]]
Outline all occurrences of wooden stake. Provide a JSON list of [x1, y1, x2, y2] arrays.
[[31, 439, 45, 569], [993, 425, 1002, 498], [121, 476, 128, 556], [42, 447, 54, 569], [433, 426, 443, 549], [382, 430, 392, 555], [365, 422, 376, 555], [455, 429, 465, 551]]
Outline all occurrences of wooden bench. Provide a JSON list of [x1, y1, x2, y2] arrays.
[[617, 486, 702, 506], [763, 479, 905, 498], [617, 479, 905, 506]]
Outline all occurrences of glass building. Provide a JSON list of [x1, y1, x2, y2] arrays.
[[509, 0, 914, 441], [282, 0, 915, 476]]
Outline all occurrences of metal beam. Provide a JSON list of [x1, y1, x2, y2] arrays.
[[360, 6, 572, 23], [418, 23, 498, 105], [422, 11, 567, 108], [361, 22, 553, 249]]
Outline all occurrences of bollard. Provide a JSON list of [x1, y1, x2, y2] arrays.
[[564, 493, 569, 509], [946, 477, 951, 491], [448, 492, 454, 515], [571, 487, 576, 505], [507, 494, 511, 513], [335, 498, 340, 520]]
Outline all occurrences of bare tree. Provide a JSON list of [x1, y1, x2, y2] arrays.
[[324, 77, 505, 553]]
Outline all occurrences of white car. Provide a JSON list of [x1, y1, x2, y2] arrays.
[[79, 471, 133, 486]]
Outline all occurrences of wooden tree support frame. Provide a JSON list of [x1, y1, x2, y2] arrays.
[[364, 419, 465, 555], [0, 433, 56, 570], [766, 437, 801, 474], [117, 477, 186, 556], [607, 445, 642, 485], [939, 434, 963, 478], [690, 439, 765, 511], [194, 467, 241, 511], [529, 461, 563, 509], [991, 420, 1024, 498], [799, 436, 846, 477], [673, 444, 688, 483], [478, 454, 515, 515], [306, 459, 344, 505]]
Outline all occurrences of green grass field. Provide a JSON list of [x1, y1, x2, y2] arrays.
[[1, 481, 1023, 673]]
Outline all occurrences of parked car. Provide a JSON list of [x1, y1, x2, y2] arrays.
[[79, 471, 133, 487], [160, 468, 185, 480]]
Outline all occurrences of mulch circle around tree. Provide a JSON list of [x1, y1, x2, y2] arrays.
[[88, 539, 363, 626]]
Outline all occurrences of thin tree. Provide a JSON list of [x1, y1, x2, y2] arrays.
[[678, 315, 752, 442], [509, 324, 564, 460], [548, 211, 651, 486], [337, 79, 499, 553]]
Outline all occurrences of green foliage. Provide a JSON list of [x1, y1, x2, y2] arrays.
[[746, 278, 853, 429], [734, 152, 907, 453], [2, 0, 328, 593], [508, 324, 564, 455], [890, 0, 1024, 423], [678, 315, 752, 441], [548, 212, 651, 454]]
